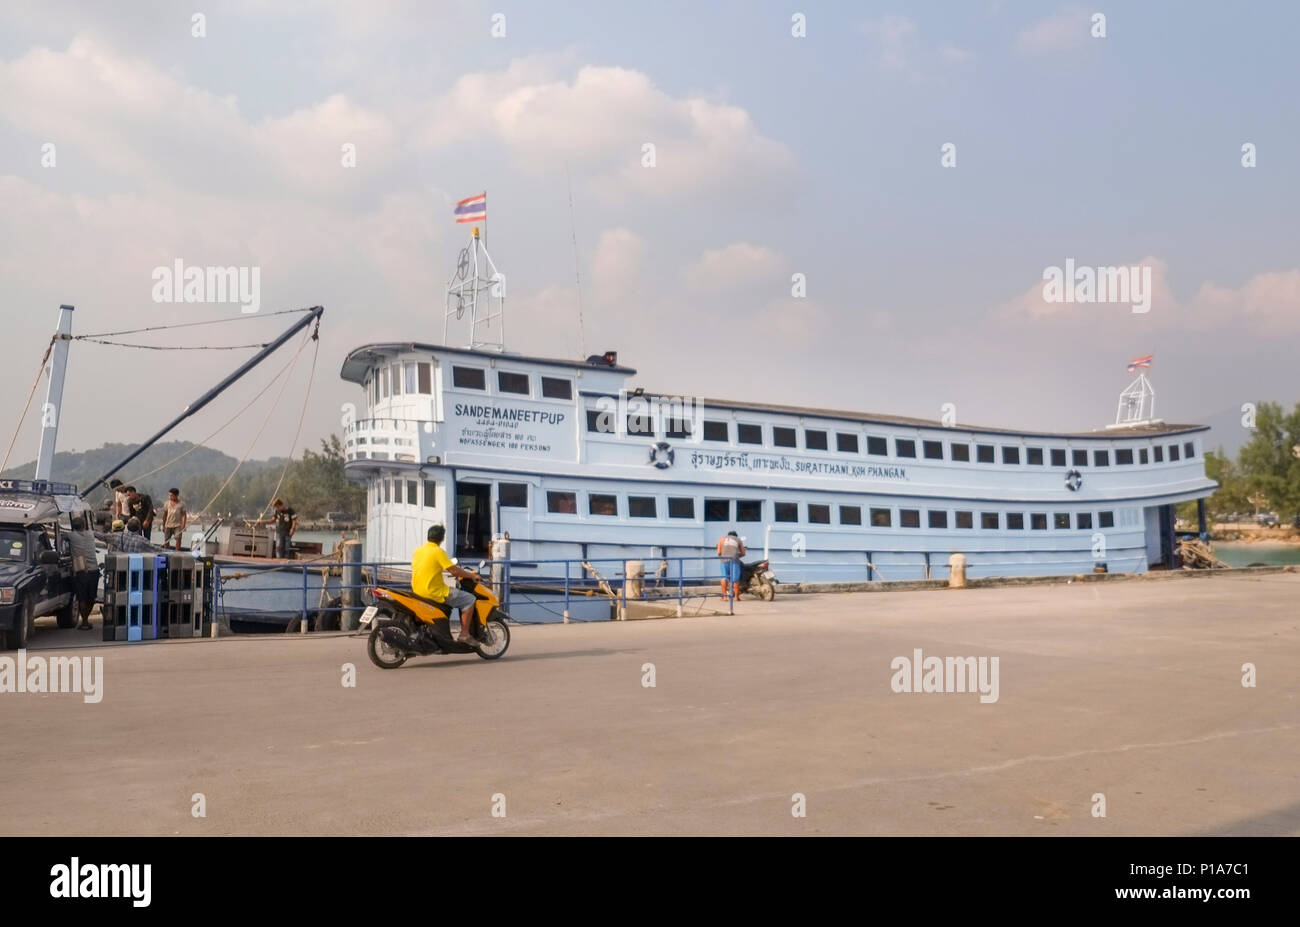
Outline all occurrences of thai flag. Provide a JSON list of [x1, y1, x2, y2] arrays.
[[1127, 354, 1153, 372], [454, 193, 486, 223]]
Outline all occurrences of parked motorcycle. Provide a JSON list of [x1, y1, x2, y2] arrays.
[[739, 559, 777, 601], [362, 567, 510, 669]]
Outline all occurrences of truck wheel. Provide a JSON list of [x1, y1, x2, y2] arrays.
[[3, 599, 33, 650]]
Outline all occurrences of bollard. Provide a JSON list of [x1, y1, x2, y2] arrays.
[[340, 540, 362, 631], [624, 559, 644, 599], [948, 553, 968, 589]]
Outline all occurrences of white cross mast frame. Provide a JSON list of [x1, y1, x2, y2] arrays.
[[1107, 372, 1160, 428], [443, 227, 506, 352]]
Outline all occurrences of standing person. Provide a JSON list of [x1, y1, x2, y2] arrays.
[[716, 530, 746, 600], [125, 486, 155, 540], [271, 498, 297, 559], [66, 512, 99, 630], [117, 517, 152, 553], [161, 488, 188, 551]]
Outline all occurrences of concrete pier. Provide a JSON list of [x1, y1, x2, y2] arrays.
[[3, 571, 1296, 836]]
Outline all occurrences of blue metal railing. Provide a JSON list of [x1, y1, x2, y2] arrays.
[[210, 542, 1149, 630]]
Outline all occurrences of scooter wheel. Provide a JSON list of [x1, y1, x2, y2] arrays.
[[757, 581, 775, 602], [475, 617, 511, 660], [367, 622, 407, 669]]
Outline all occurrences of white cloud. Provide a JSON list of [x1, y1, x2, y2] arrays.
[[860, 15, 974, 80], [1017, 6, 1090, 54], [684, 242, 783, 293], [416, 60, 795, 202]]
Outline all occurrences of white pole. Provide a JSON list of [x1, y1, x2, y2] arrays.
[[35, 305, 74, 481]]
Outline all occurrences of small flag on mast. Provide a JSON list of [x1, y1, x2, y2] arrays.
[[455, 192, 487, 223], [1127, 354, 1153, 372]]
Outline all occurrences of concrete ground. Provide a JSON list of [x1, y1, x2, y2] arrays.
[[2, 572, 1297, 836]]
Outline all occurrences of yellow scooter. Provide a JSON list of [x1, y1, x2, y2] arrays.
[[362, 570, 511, 669]]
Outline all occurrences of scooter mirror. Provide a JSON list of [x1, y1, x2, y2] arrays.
[[449, 557, 458, 566], [477, 560, 487, 573]]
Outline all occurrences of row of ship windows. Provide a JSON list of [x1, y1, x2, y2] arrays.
[[539, 489, 1117, 531], [587, 410, 1196, 466], [366, 478, 1117, 532], [367, 362, 577, 404]]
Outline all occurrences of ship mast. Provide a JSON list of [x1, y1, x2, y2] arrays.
[[34, 304, 74, 481], [444, 226, 506, 351]]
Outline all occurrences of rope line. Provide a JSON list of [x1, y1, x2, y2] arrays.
[[256, 323, 321, 521], [199, 329, 312, 514], [119, 345, 307, 486], [0, 335, 56, 475], [75, 337, 269, 351], [75, 306, 315, 340]]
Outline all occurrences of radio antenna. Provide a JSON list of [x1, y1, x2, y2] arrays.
[[565, 165, 587, 359]]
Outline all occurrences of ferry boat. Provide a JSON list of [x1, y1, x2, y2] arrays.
[[340, 230, 1217, 587]]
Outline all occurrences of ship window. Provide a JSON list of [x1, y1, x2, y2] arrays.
[[737, 423, 763, 445], [1153, 445, 1164, 462], [1031, 513, 1047, 530], [390, 364, 402, 396], [499, 483, 527, 508], [774, 502, 798, 523], [1169, 444, 1181, 461], [737, 500, 763, 522], [896, 439, 917, 458], [452, 366, 486, 390], [928, 510, 947, 529], [405, 363, 419, 394], [379, 367, 389, 400], [498, 371, 530, 395], [837, 433, 860, 453], [703, 421, 730, 442], [589, 494, 618, 516], [382, 480, 390, 503], [371, 372, 379, 405], [1076, 512, 1093, 530], [981, 512, 1000, 530], [668, 497, 695, 519], [1183, 441, 1194, 458], [1050, 448, 1066, 467], [1007, 513, 1025, 530], [664, 417, 693, 439], [808, 504, 830, 524], [773, 426, 797, 448], [418, 362, 432, 394], [1099, 511, 1115, 528], [1054, 512, 1070, 529], [1068, 449, 1086, 466], [704, 499, 730, 521], [406, 480, 418, 506], [586, 408, 615, 434], [840, 505, 862, 525], [900, 509, 920, 528], [1116, 448, 1134, 465], [628, 496, 657, 518], [870, 507, 892, 527], [956, 511, 973, 529], [540, 377, 571, 399], [1093, 450, 1110, 467], [1139, 448, 1149, 464], [1002, 446, 1020, 465], [950, 443, 970, 462], [627, 413, 653, 436], [923, 440, 943, 460], [866, 436, 887, 456], [546, 491, 577, 514], [976, 445, 994, 463], [805, 429, 828, 450], [1026, 447, 1044, 465]]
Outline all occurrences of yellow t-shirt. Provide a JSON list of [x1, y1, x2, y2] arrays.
[[412, 541, 454, 602]]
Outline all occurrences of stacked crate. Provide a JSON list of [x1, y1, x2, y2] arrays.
[[102, 551, 212, 640], [164, 552, 209, 638]]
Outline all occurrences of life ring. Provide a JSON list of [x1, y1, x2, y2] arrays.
[[1065, 469, 1083, 492], [649, 442, 675, 469]]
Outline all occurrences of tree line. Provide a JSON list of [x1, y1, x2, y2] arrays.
[[1188, 401, 1300, 520]]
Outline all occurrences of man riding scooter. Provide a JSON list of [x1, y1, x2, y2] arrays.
[[412, 524, 481, 645]]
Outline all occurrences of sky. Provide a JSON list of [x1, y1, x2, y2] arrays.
[[1, 0, 1297, 471]]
